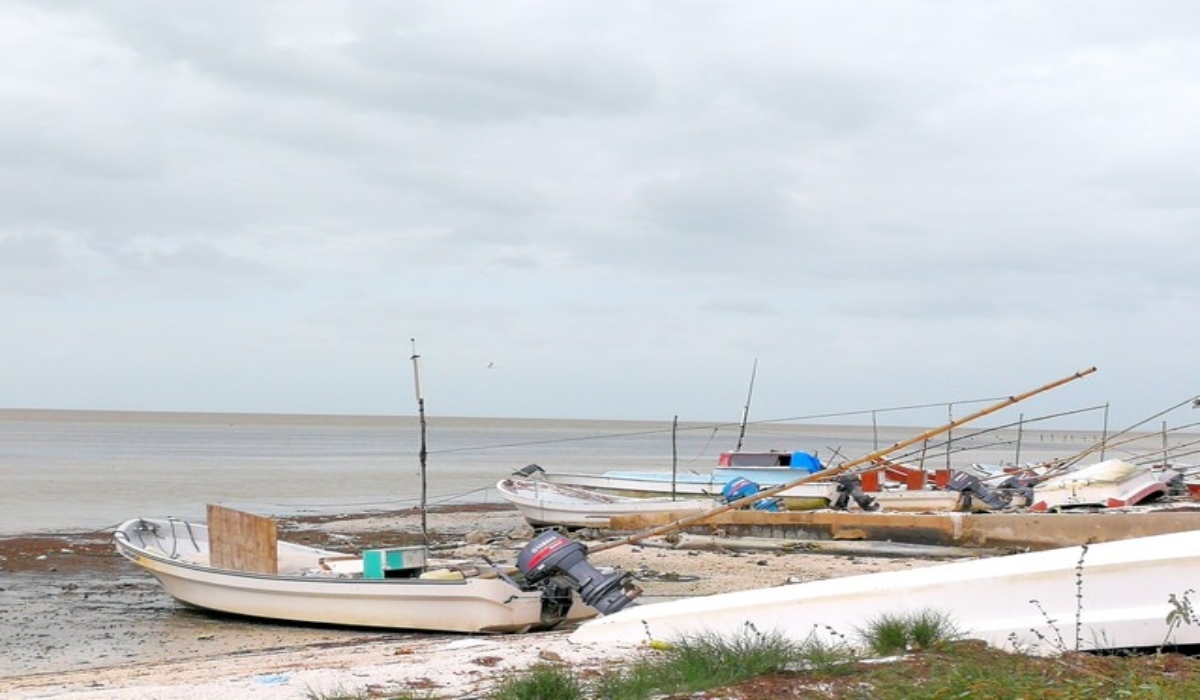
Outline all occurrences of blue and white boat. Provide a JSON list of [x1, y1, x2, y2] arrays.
[[520, 451, 837, 509]]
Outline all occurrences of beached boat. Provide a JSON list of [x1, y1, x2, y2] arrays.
[[114, 507, 600, 634], [571, 527, 1200, 653], [1028, 459, 1177, 512], [497, 477, 719, 529], [522, 452, 839, 509]]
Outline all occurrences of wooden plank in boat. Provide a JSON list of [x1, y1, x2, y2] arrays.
[[207, 504, 278, 574]]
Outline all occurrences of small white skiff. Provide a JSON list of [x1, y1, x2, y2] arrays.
[[497, 477, 718, 529], [571, 528, 1200, 654], [530, 470, 838, 509], [114, 515, 596, 633]]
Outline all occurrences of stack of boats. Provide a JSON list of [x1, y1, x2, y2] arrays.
[[496, 450, 1189, 530], [497, 450, 835, 529]]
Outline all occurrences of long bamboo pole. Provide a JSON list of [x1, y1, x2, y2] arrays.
[[589, 366, 1097, 553]]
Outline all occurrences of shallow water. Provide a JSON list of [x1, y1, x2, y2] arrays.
[[3, 408, 1185, 536]]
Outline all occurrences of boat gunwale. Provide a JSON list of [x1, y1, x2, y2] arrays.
[[113, 519, 497, 589]]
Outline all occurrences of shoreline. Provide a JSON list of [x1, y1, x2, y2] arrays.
[[0, 503, 949, 698]]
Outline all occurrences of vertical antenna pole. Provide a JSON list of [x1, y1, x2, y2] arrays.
[[1100, 402, 1110, 462], [1014, 412, 1024, 467], [410, 339, 429, 547], [671, 415, 679, 501], [735, 359, 758, 452]]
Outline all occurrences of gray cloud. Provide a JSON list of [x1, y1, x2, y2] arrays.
[[1, 1, 1198, 428]]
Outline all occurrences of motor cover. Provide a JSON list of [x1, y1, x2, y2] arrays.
[[517, 531, 640, 615]]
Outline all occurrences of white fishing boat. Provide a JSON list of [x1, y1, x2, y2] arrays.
[[524, 452, 839, 510], [114, 507, 600, 634], [497, 477, 719, 529], [572, 528, 1200, 653]]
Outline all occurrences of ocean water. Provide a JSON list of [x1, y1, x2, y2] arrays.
[[1, 409, 1187, 536]]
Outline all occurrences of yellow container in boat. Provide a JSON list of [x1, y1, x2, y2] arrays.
[[419, 568, 466, 580]]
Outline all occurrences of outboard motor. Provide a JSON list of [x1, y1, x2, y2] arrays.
[[994, 474, 1037, 505], [947, 472, 1012, 510], [721, 477, 783, 511], [517, 531, 640, 615], [831, 474, 879, 511]]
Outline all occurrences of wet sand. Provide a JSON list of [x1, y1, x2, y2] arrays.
[[1, 504, 944, 698], [0, 506, 508, 679]]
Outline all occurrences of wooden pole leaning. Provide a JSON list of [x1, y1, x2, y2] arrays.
[[588, 366, 1097, 554]]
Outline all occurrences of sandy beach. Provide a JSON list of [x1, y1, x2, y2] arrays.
[[0, 504, 952, 699]]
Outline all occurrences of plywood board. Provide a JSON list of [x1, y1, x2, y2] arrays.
[[207, 504, 278, 574]]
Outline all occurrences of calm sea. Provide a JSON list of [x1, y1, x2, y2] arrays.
[[0, 409, 1179, 536]]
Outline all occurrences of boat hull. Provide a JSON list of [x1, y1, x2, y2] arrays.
[[536, 470, 836, 509], [497, 478, 717, 529], [1031, 459, 1173, 512], [115, 518, 592, 634], [571, 528, 1200, 653]]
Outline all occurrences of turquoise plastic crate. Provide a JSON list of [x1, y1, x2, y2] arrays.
[[362, 546, 427, 579]]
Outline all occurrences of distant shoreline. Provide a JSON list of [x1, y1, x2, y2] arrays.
[[0, 406, 1143, 435], [0, 407, 727, 428]]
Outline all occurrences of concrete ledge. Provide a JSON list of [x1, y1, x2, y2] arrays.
[[609, 508, 1200, 550]]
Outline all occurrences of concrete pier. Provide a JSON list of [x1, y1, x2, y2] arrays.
[[611, 508, 1200, 550]]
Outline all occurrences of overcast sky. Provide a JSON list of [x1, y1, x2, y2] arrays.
[[2, 2, 1198, 430]]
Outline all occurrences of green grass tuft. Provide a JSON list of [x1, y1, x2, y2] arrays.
[[859, 609, 961, 655], [488, 662, 586, 700], [585, 624, 815, 699]]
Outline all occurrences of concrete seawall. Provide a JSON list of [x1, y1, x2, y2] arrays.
[[611, 508, 1200, 550]]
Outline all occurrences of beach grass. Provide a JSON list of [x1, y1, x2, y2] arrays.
[[297, 625, 1200, 700], [488, 626, 855, 699], [488, 663, 587, 700], [470, 618, 1200, 700], [857, 608, 962, 655]]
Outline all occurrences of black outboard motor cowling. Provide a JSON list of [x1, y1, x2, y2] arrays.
[[947, 472, 1012, 510], [517, 531, 640, 615]]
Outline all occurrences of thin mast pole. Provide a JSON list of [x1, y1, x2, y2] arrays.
[[590, 366, 1097, 553], [945, 403, 953, 472], [410, 339, 428, 547], [1162, 420, 1170, 467], [1014, 412, 1024, 467], [1100, 402, 1109, 462], [735, 359, 758, 452], [671, 415, 679, 501]]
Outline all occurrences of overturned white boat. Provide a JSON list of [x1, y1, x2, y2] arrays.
[[1029, 459, 1176, 512], [497, 477, 718, 529], [572, 528, 1200, 654], [115, 506, 636, 634]]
